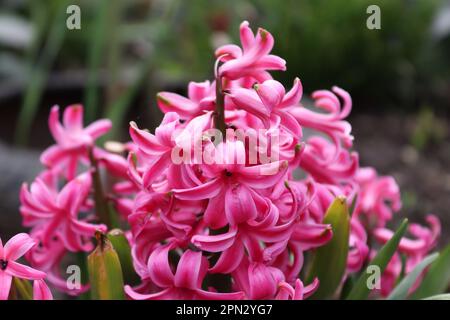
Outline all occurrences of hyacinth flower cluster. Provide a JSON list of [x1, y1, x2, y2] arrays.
[[2, 21, 447, 300]]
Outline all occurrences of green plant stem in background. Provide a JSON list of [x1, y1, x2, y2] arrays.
[[84, 0, 111, 123], [214, 76, 226, 139], [14, 0, 70, 145], [89, 149, 111, 227], [104, 56, 154, 140]]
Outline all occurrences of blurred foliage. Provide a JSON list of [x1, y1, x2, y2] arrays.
[[411, 107, 447, 150], [0, 0, 449, 143]]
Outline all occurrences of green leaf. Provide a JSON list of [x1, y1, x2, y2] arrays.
[[346, 219, 409, 300], [107, 229, 140, 285], [306, 196, 350, 299], [88, 231, 125, 300], [84, 0, 111, 123], [422, 294, 450, 300], [388, 252, 439, 300], [410, 244, 450, 299], [14, 0, 69, 145], [12, 278, 33, 300]]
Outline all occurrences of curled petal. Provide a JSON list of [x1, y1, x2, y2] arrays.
[[33, 280, 53, 300], [4, 233, 36, 261], [174, 250, 208, 290]]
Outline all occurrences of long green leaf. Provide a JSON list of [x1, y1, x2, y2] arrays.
[[107, 229, 139, 285], [15, 0, 69, 145], [410, 244, 450, 299], [423, 294, 450, 300], [103, 55, 153, 140], [306, 196, 350, 299], [346, 219, 409, 300], [388, 252, 439, 300], [83, 0, 111, 122], [88, 231, 125, 300]]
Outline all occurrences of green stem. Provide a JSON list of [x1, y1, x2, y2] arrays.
[[89, 149, 111, 227], [214, 76, 226, 139]]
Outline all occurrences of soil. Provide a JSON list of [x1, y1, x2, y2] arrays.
[[351, 113, 450, 245]]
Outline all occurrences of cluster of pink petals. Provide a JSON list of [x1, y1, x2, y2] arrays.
[[0, 233, 52, 300], [123, 20, 441, 300], [18, 104, 130, 295], [10, 20, 440, 300]]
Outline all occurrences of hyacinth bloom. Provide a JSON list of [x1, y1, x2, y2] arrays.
[[125, 246, 245, 300], [0, 233, 51, 300], [12, 20, 444, 301], [354, 167, 402, 227], [40, 104, 112, 179], [173, 140, 288, 229], [157, 81, 216, 119], [229, 78, 303, 137], [20, 172, 107, 252], [215, 21, 286, 81]]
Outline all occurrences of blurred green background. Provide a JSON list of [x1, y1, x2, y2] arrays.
[[1, 0, 449, 144]]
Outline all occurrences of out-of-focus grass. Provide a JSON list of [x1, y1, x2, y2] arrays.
[[14, 0, 70, 145], [5, 0, 449, 145], [84, 0, 112, 123]]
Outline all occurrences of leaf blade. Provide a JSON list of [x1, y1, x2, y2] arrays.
[[346, 219, 409, 300], [387, 252, 439, 300], [306, 196, 350, 299], [410, 244, 450, 299]]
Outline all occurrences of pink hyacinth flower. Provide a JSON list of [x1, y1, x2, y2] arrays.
[[275, 279, 319, 300], [125, 246, 244, 300], [0, 233, 47, 300], [157, 81, 216, 119], [33, 279, 53, 300], [173, 140, 288, 229], [354, 167, 402, 228], [215, 21, 286, 81], [20, 171, 107, 252], [40, 104, 112, 179], [229, 78, 303, 137], [288, 86, 353, 161]]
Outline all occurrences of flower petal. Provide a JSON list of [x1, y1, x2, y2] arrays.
[[4, 233, 36, 261]]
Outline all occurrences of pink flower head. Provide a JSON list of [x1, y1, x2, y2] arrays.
[[125, 246, 244, 300], [128, 112, 181, 190], [40, 104, 112, 179], [20, 171, 107, 252], [215, 21, 286, 81], [229, 78, 303, 137], [354, 167, 402, 228], [373, 215, 441, 296], [173, 140, 288, 229], [300, 137, 359, 185], [157, 81, 216, 119], [275, 279, 319, 300], [289, 86, 353, 159], [0, 233, 47, 300], [33, 279, 53, 300]]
